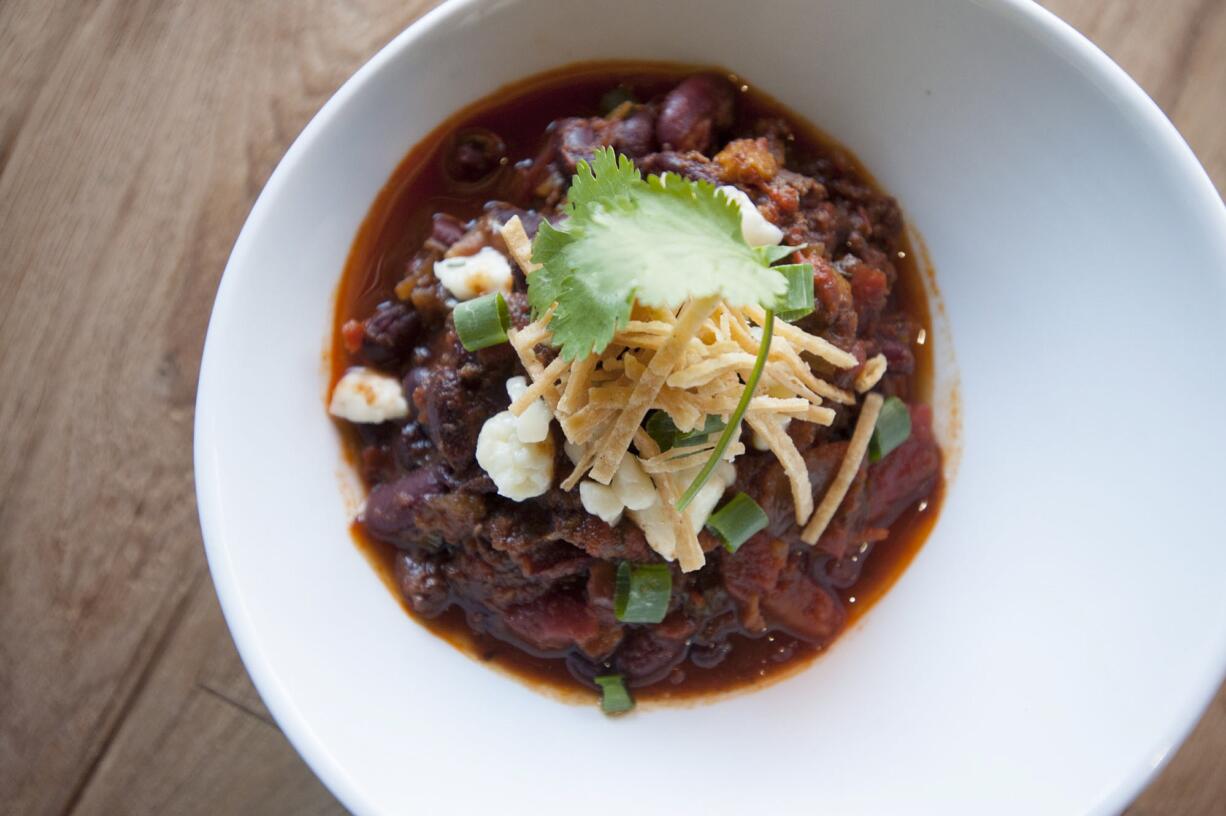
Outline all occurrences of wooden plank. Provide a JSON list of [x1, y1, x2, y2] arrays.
[[0, 0, 1221, 814], [0, 1, 431, 813], [68, 576, 345, 816]]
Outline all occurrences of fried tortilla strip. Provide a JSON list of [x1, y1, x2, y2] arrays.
[[745, 413, 813, 525], [498, 216, 540, 275], [589, 296, 719, 484], [801, 392, 883, 544]]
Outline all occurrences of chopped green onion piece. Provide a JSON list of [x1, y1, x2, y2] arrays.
[[453, 291, 510, 351], [594, 674, 634, 714], [644, 411, 724, 452], [614, 561, 672, 623], [775, 263, 815, 322], [868, 396, 911, 462], [707, 492, 770, 553], [676, 310, 775, 511]]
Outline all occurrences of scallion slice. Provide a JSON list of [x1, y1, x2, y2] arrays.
[[453, 291, 510, 351], [594, 674, 634, 714], [868, 395, 911, 462], [706, 492, 769, 553], [775, 263, 815, 322], [676, 310, 775, 511], [614, 561, 672, 624]]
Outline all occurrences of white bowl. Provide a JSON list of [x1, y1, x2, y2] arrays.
[[195, 0, 1226, 813]]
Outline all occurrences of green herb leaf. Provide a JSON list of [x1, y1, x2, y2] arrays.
[[594, 674, 634, 714], [775, 263, 815, 322], [707, 492, 770, 553], [529, 148, 794, 360], [869, 396, 912, 462], [644, 411, 725, 452], [614, 561, 672, 623]]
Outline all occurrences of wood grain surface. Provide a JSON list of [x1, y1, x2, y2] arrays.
[[1, 1, 1222, 813]]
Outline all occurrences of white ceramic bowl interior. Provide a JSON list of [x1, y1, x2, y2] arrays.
[[196, 0, 1226, 813]]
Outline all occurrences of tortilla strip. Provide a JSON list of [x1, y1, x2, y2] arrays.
[[747, 397, 811, 413], [801, 392, 883, 544], [854, 353, 888, 393], [557, 352, 597, 416], [743, 303, 858, 369], [619, 320, 673, 336], [509, 355, 568, 416], [639, 442, 746, 475], [498, 216, 541, 274], [654, 388, 704, 432], [746, 413, 814, 525], [633, 429, 704, 572], [590, 296, 719, 484], [560, 404, 615, 445], [666, 352, 758, 389]]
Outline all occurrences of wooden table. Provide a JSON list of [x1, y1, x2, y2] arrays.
[[2, 1, 1222, 812]]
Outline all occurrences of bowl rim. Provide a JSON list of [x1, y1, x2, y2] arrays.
[[194, 1, 1226, 813]]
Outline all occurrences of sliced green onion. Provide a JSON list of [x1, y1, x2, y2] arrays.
[[453, 291, 510, 351], [594, 674, 634, 714], [869, 395, 912, 462], [676, 310, 775, 511], [614, 561, 672, 623], [707, 492, 769, 553], [775, 263, 815, 322], [645, 411, 724, 452]]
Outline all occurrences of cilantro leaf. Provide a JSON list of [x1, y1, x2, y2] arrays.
[[528, 148, 798, 360]]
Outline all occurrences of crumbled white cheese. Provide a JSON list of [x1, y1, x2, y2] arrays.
[[475, 411, 554, 501], [628, 502, 677, 561], [612, 455, 657, 511], [329, 367, 409, 424], [505, 376, 553, 443], [580, 480, 624, 526], [718, 185, 784, 247], [680, 460, 738, 532], [433, 246, 513, 301]]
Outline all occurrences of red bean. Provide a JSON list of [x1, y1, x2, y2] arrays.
[[657, 74, 736, 152]]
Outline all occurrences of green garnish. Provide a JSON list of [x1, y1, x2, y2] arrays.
[[453, 291, 510, 351], [528, 148, 802, 361], [644, 412, 726, 453], [869, 395, 912, 462], [594, 674, 634, 714], [676, 310, 775, 511], [775, 263, 816, 322], [707, 493, 770, 553], [614, 561, 672, 624]]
